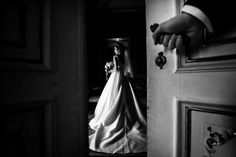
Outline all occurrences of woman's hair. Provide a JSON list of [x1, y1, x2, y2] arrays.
[[113, 42, 125, 64], [114, 42, 125, 53]]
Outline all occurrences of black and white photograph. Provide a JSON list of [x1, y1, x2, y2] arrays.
[[1, 0, 236, 157]]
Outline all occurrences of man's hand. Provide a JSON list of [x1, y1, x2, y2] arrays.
[[151, 12, 205, 51]]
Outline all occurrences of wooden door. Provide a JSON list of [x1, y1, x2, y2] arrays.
[[0, 0, 87, 157], [146, 0, 236, 157]]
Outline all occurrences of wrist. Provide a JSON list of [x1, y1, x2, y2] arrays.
[[181, 12, 205, 31]]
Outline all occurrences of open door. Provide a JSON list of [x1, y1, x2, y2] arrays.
[[146, 0, 236, 157], [0, 0, 87, 157]]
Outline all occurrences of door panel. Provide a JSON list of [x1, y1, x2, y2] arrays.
[[1, 101, 53, 157], [177, 101, 236, 157], [146, 0, 236, 157], [0, 0, 87, 157], [192, 110, 236, 157]]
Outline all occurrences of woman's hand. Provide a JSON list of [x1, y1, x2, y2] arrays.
[[104, 61, 114, 73]]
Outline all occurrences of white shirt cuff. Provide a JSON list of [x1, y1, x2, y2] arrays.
[[181, 5, 213, 33]]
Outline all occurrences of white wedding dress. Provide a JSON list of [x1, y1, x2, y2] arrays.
[[89, 52, 147, 154]]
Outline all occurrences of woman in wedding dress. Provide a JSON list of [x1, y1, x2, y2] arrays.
[[89, 41, 147, 154]]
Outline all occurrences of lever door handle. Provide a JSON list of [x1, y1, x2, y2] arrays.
[[150, 23, 167, 69], [206, 126, 236, 149], [150, 23, 159, 33]]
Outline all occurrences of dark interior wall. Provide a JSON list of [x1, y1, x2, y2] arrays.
[[86, 0, 146, 91]]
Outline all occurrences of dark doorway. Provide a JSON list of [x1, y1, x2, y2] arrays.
[[86, 1, 147, 156]]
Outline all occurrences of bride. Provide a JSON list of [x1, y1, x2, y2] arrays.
[[89, 41, 147, 154]]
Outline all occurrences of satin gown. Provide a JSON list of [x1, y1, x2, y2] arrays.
[[89, 60, 147, 154]]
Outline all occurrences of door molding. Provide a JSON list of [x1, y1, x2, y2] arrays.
[[0, 99, 54, 157], [0, 0, 52, 71], [175, 0, 236, 73], [173, 99, 236, 157]]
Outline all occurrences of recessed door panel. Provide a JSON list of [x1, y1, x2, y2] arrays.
[[191, 109, 236, 157]]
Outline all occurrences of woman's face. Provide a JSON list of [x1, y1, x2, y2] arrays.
[[114, 46, 121, 55]]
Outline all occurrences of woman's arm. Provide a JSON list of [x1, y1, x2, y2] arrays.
[[113, 55, 118, 71], [104, 55, 118, 74]]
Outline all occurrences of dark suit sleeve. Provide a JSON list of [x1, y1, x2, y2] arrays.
[[184, 0, 211, 20], [184, 0, 235, 34]]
